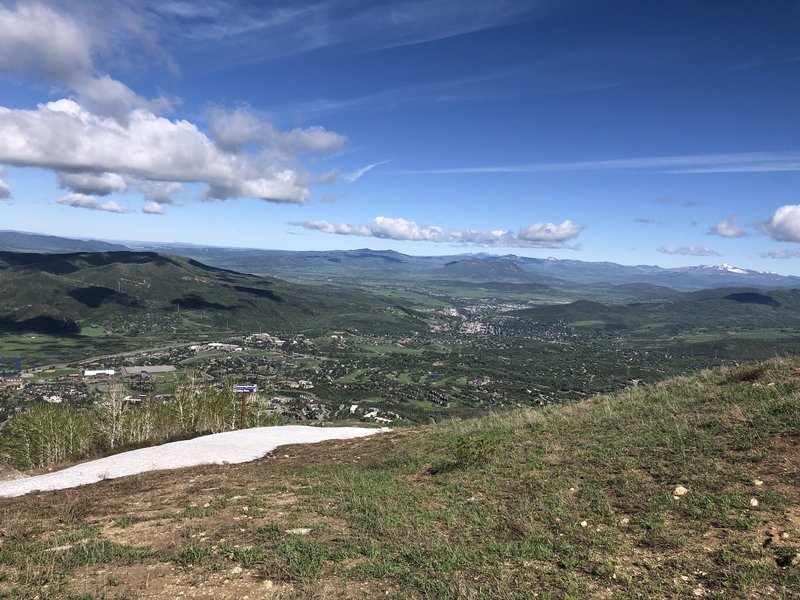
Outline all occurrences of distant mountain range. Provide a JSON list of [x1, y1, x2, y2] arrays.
[[2, 230, 799, 292], [0, 231, 128, 253], [155, 246, 800, 292]]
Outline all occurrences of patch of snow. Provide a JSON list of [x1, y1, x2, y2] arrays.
[[715, 263, 749, 274], [0, 425, 388, 498]]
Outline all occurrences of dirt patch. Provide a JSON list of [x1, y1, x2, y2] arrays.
[[63, 561, 292, 599], [0, 462, 26, 482]]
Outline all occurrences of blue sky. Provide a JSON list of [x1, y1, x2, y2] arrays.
[[1, 0, 799, 273]]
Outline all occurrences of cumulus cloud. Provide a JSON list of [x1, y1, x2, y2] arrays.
[[77, 75, 174, 123], [519, 220, 583, 243], [761, 204, 800, 242], [295, 216, 584, 248], [57, 171, 128, 196], [0, 167, 10, 199], [56, 193, 125, 213], [0, 3, 92, 86], [369, 216, 445, 241], [133, 180, 183, 204], [657, 245, 721, 257], [0, 5, 349, 208], [207, 107, 266, 153], [708, 215, 746, 238], [282, 126, 348, 155], [762, 248, 800, 259], [142, 201, 165, 215], [0, 99, 319, 203], [0, 4, 171, 124], [207, 106, 347, 157]]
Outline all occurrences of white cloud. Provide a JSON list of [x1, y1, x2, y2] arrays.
[[76, 75, 174, 123], [142, 201, 165, 215], [761, 204, 800, 243], [0, 3, 92, 85], [207, 106, 347, 157], [369, 216, 446, 241], [57, 193, 125, 213], [405, 151, 800, 175], [57, 171, 128, 196], [123, 0, 540, 68], [657, 245, 721, 257], [762, 248, 800, 259], [519, 220, 584, 243], [708, 215, 746, 238], [0, 167, 10, 199], [295, 216, 584, 247], [282, 126, 348, 154], [133, 180, 184, 204], [301, 220, 373, 237], [343, 160, 391, 183], [0, 4, 170, 124], [207, 106, 267, 152], [0, 5, 347, 207], [0, 100, 320, 204]]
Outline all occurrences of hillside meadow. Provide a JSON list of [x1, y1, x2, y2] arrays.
[[0, 358, 798, 598]]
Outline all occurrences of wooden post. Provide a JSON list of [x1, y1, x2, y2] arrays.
[[233, 384, 256, 429]]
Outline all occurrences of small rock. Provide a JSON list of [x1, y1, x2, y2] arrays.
[[681, 575, 689, 582], [749, 498, 759, 507], [203, 502, 210, 508], [673, 485, 689, 497], [753, 479, 764, 486], [579, 520, 588, 528], [619, 517, 630, 526], [781, 532, 790, 539], [285, 527, 311, 535], [231, 566, 243, 575], [263, 580, 274, 589], [692, 587, 704, 597]]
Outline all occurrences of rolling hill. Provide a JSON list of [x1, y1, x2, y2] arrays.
[[513, 287, 800, 331], [0, 251, 426, 338]]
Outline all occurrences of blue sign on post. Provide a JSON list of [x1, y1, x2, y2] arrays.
[[232, 383, 257, 429], [233, 383, 257, 394]]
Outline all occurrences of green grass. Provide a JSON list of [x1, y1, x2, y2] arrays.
[[3, 358, 799, 598], [357, 344, 426, 355], [266, 358, 800, 597]]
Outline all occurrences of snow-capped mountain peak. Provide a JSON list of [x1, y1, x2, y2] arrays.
[[715, 263, 749, 274], [694, 263, 754, 275]]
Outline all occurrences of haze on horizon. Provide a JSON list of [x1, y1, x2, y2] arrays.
[[0, 1, 798, 274]]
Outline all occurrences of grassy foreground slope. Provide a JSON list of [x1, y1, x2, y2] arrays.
[[0, 359, 799, 599]]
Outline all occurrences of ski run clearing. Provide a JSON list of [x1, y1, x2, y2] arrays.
[[0, 425, 388, 498]]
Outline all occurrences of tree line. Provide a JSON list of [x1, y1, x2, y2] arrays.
[[0, 374, 282, 470]]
